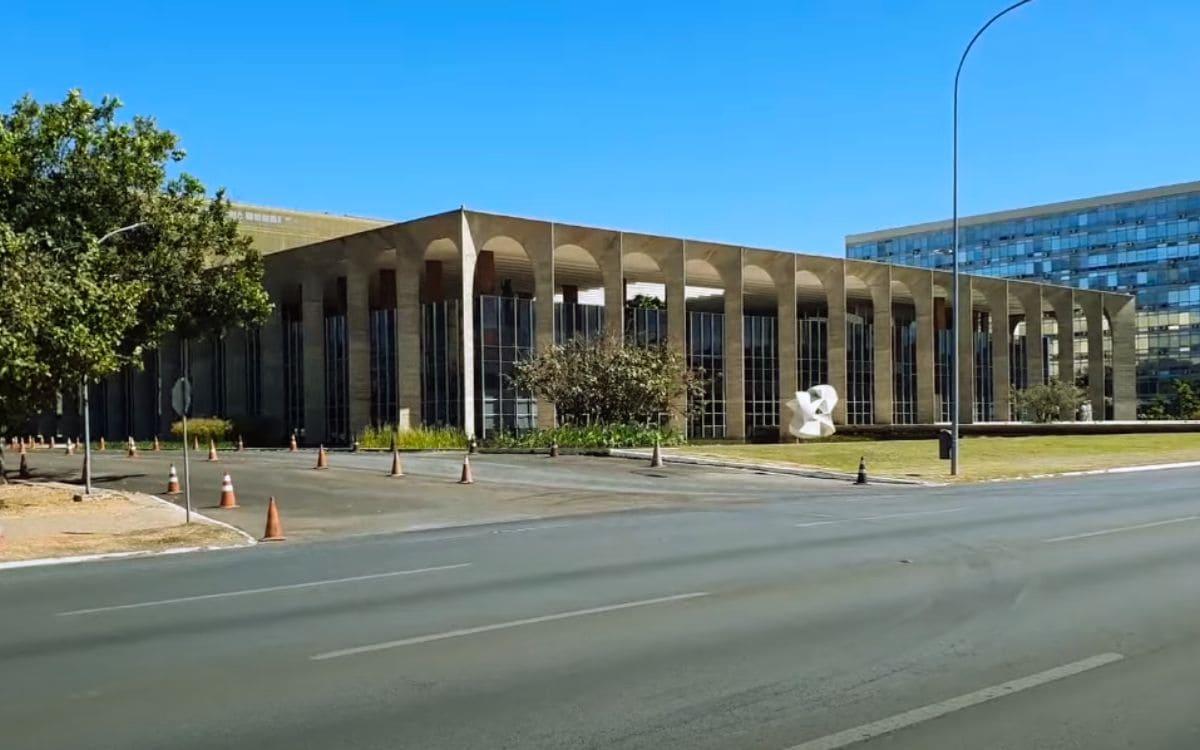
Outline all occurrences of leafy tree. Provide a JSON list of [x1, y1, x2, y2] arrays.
[[628, 294, 665, 310], [0, 90, 271, 435], [1138, 395, 1170, 420], [512, 336, 705, 426], [1014, 378, 1086, 423], [1168, 379, 1200, 420]]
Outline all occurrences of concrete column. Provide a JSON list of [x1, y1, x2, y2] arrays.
[[395, 245, 423, 427], [1013, 284, 1044, 390], [535, 228, 556, 430], [459, 213, 478, 438], [909, 272, 936, 424], [824, 267, 848, 425], [225, 329, 247, 418], [723, 256, 745, 440], [260, 293, 286, 430], [1107, 294, 1137, 420], [776, 266, 798, 440], [869, 270, 893, 425], [1048, 291, 1075, 387], [347, 266, 372, 436], [987, 283, 1011, 421], [602, 241, 625, 339], [301, 275, 326, 445], [956, 275, 974, 424], [1083, 293, 1106, 419], [664, 243, 688, 434]]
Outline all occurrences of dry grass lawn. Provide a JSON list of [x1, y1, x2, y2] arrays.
[[677, 433, 1200, 482], [0, 483, 247, 562]]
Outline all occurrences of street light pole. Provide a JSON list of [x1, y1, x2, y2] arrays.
[[951, 0, 1034, 476], [79, 221, 148, 494]]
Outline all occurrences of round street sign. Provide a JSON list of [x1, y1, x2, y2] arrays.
[[171, 378, 192, 417]]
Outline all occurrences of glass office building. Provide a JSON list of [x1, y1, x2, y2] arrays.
[[846, 182, 1200, 403]]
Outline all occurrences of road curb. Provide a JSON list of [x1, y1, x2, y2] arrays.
[[987, 460, 1200, 483], [605, 449, 930, 486]]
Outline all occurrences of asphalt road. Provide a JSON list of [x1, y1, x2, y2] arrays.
[[4, 464, 1200, 748], [22, 448, 847, 538]]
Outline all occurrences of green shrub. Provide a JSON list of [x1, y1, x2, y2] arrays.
[[358, 424, 468, 450], [484, 423, 684, 449], [170, 417, 232, 444]]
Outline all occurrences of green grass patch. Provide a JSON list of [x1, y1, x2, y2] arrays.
[[678, 433, 1200, 482]]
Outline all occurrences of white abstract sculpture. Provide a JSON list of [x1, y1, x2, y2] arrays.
[[786, 385, 838, 439]]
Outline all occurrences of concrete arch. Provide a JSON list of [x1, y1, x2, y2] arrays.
[[743, 263, 775, 314], [477, 234, 535, 298]]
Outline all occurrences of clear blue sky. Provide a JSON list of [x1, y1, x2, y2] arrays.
[[5, 1, 1199, 256]]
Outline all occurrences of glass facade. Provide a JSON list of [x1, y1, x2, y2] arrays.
[[892, 307, 917, 424], [555, 302, 605, 343], [369, 309, 398, 427], [626, 306, 667, 347], [846, 304, 874, 425], [743, 314, 778, 435], [210, 337, 227, 417], [688, 311, 725, 438], [421, 300, 462, 427], [972, 311, 994, 422], [797, 307, 828, 391], [282, 311, 304, 436], [243, 327, 262, 416], [476, 295, 537, 437], [323, 314, 350, 445], [847, 186, 1200, 401]]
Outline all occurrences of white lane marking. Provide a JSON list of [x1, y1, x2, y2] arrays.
[[783, 652, 1125, 750], [57, 564, 471, 616], [795, 507, 965, 529], [312, 591, 710, 660], [857, 507, 966, 521], [1042, 515, 1200, 543]]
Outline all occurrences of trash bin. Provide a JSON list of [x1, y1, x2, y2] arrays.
[[938, 429, 953, 460]]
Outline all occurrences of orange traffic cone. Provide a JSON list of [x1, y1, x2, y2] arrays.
[[153, 435, 161, 451], [193, 435, 200, 452], [261, 497, 286, 541], [217, 473, 237, 509], [650, 439, 663, 468], [389, 448, 404, 477], [166, 464, 182, 494], [289, 433, 298, 452], [127, 437, 138, 458], [236, 435, 245, 452], [64, 439, 74, 456], [207, 439, 218, 462], [18, 452, 30, 479], [98, 436, 106, 451], [315, 445, 328, 470], [458, 454, 474, 484], [49, 436, 57, 449]]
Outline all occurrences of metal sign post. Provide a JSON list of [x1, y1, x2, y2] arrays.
[[171, 377, 193, 524]]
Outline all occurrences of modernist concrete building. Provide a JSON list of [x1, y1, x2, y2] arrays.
[[52, 206, 1136, 444]]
